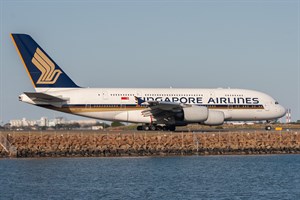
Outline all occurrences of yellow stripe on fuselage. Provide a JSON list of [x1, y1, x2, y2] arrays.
[[38, 105, 264, 115], [39, 105, 146, 114]]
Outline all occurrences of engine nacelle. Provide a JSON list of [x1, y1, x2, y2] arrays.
[[183, 106, 208, 122], [202, 110, 225, 126]]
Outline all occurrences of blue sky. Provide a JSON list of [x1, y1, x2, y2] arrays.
[[0, 0, 299, 123]]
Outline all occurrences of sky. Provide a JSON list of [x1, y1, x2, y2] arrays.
[[0, 0, 299, 124]]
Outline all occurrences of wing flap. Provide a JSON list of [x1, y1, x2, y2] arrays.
[[136, 97, 189, 123], [142, 101, 184, 111]]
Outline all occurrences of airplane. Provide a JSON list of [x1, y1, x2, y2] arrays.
[[11, 33, 286, 131]]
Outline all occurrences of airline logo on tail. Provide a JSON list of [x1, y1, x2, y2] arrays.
[[31, 48, 62, 84]]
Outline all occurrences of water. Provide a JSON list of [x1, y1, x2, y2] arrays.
[[0, 155, 299, 200]]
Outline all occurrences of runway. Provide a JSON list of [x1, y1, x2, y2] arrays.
[[110, 123, 300, 133]]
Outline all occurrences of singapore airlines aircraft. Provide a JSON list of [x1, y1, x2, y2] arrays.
[[11, 33, 286, 131]]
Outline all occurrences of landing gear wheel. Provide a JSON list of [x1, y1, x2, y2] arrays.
[[143, 125, 150, 131], [137, 126, 143, 131], [150, 125, 156, 131], [169, 125, 176, 132], [265, 125, 272, 131], [156, 126, 163, 131]]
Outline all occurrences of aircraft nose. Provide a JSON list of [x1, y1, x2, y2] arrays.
[[277, 105, 286, 118]]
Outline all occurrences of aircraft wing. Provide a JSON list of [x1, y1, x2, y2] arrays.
[[136, 97, 187, 119], [24, 92, 67, 103], [142, 101, 184, 111], [136, 96, 184, 110]]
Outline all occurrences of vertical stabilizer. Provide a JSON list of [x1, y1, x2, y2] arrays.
[[11, 33, 79, 90]]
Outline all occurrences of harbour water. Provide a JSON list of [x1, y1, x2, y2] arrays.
[[0, 155, 299, 200]]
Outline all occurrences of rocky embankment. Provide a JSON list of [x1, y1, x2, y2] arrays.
[[1, 131, 300, 158]]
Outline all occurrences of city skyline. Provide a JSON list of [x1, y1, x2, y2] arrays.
[[8, 116, 101, 128]]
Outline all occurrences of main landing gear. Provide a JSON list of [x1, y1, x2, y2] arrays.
[[137, 124, 176, 131]]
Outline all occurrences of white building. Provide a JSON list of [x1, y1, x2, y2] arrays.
[[10, 118, 38, 127], [39, 117, 49, 127], [92, 126, 104, 130], [9, 117, 101, 128]]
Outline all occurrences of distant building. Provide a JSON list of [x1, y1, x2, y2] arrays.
[[39, 117, 49, 127], [92, 126, 104, 130], [9, 119, 22, 127], [10, 118, 38, 127], [48, 117, 66, 127], [8, 117, 102, 129], [69, 119, 98, 126]]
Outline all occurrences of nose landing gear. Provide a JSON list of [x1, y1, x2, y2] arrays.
[[265, 125, 272, 131]]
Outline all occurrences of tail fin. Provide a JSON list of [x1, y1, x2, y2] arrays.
[[10, 33, 79, 89]]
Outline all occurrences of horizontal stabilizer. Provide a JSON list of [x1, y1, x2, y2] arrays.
[[24, 92, 67, 102]]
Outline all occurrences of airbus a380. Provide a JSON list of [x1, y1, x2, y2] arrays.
[[11, 34, 286, 131]]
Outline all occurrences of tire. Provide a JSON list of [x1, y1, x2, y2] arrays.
[[150, 125, 156, 131], [265, 126, 272, 131], [169, 125, 176, 132], [143, 125, 150, 131]]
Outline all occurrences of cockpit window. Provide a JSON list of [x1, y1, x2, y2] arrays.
[[275, 101, 279, 104]]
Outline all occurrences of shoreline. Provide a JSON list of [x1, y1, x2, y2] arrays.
[[1, 130, 300, 158], [1, 153, 300, 160]]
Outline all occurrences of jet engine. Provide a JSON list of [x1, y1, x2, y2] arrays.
[[202, 110, 225, 125], [182, 106, 208, 122]]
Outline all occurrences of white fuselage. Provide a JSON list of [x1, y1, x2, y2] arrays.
[[21, 88, 286, 125]]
